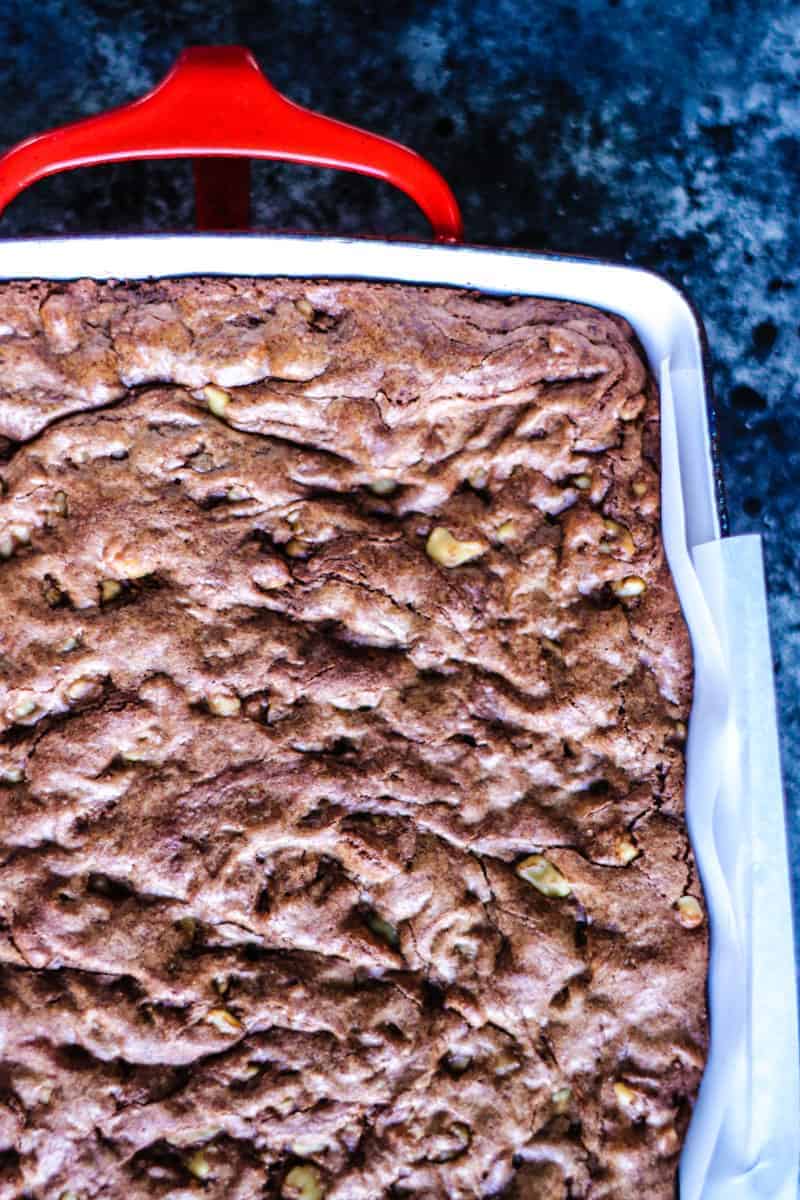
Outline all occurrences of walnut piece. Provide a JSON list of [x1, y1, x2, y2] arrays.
[[65, 676, 102, 703], [204, 385, 231, 419], [612, 575, 647, 598], [368, 478, 398, 496], [676, 895, 704, 929], [600, 518, 635, 557], [206, 1007, 243, 1035], [100, 579, 122, 603], [283, 1164, 325, 1199], [207, 693, 241, 718], [615, 835, 640, 865], [186, 1149, 212, 1180], [515, 855, 571, 898], [426, 526, 487, 568]]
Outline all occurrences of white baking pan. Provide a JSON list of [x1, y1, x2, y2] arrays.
[[0, 46, 796, 1200]]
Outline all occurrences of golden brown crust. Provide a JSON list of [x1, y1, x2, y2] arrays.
[[0, 279, 705, 1199]]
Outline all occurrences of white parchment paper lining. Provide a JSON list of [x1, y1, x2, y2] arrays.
[[661, 362, 798, 1200]]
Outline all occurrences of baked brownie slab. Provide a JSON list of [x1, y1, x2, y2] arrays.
[[0, 279, 706, 1199]]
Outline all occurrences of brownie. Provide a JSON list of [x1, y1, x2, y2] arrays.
[[0, 278, 706, 1199]]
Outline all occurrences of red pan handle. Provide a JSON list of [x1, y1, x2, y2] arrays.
[[0, 45, 463, 242]]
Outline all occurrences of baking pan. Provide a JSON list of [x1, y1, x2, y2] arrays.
[[0, 46, 796, 1200]]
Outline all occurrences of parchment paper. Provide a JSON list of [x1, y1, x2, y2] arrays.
[[661, 362, 799, 1200]]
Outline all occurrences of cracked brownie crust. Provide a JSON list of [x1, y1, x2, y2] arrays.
[[0, 278, 706, 1199]]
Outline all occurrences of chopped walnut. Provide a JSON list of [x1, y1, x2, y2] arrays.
[[516, 855, 571, 898], [207, 692, 241, 718], [676, 895, 704, 929], [283, 1164, 325, 1199], [426, 526, 487, 567], [204, 385, 231, 418], [206, 1007, 243, 1034]]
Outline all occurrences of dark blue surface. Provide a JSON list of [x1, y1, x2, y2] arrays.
[[1, 0, 798, 967]]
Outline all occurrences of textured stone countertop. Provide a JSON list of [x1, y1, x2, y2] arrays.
[[0, 0, 797, 971]]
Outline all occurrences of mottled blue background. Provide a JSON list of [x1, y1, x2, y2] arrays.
[[0, 1, 798, 963]]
